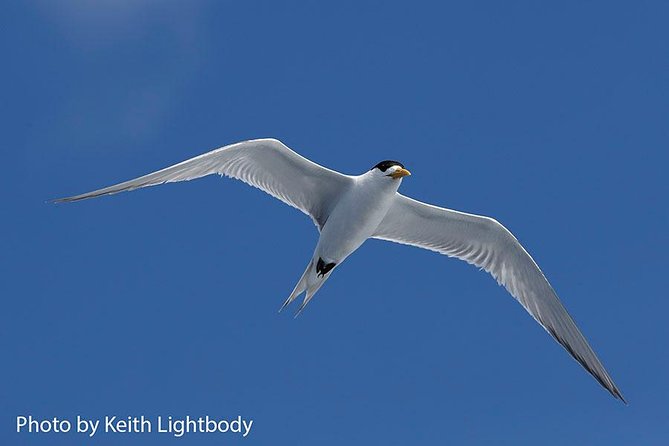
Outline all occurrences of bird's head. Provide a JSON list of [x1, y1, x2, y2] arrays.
[[370, 160, 411, 180]]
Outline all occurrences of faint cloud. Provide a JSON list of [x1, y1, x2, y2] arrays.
[[36, 0, 172, 46], [33, 0, 209, 151]]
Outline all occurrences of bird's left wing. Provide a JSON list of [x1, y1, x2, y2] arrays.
[[373, 192, 625, 402], [55, 138, 352, 230]]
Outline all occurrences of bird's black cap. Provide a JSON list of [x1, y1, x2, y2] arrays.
[[371, 160, 404, 172]]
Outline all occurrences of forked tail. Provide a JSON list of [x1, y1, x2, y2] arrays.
[[279, 257, 336, 317]]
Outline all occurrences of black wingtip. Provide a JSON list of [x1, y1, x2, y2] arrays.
[[541, 321, 626, 404], [50, 194, 80, 204], [614, 388, 628, 405], [56, 195, 92, 203]]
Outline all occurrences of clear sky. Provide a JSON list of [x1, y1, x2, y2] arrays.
[[3, 1, 668, 445]]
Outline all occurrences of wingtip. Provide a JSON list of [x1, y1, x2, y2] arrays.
[[50, 195, 79, 204], [613, 389, 628, 405]]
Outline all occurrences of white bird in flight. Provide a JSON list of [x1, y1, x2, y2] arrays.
[[56, 138, 625, 402]]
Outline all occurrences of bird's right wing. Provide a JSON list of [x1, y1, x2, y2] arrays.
[[55, 138, 353, 230], [373, 193, 625, 402]]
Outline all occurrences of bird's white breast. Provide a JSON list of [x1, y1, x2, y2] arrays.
[[315, 174, 400, 262]]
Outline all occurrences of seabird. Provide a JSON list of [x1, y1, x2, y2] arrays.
[[56, 138, 625, 402]]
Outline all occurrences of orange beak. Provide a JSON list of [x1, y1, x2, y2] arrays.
[[390, 168, 411, 179]]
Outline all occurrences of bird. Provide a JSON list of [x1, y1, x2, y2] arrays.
[[56, 138, 625, 402]]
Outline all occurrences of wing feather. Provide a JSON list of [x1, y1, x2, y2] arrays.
[[55, 138, 352, 230], [373, 193, 625, 402]]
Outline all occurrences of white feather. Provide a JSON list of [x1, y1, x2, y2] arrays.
[[56, 138, 353, 230], [373, 193, 626, 402], [57, 139, 625, 401]]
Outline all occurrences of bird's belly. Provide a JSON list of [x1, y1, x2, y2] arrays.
[[316, 191, 392, 262]]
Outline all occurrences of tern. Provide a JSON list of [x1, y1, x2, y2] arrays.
[[56, 138, 625, 402]]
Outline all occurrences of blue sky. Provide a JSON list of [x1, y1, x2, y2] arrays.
[[2, 1, 668, 444]]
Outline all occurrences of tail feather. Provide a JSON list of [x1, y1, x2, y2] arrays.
[[279, 259, 312, 312], [293, 274, 329, 317], [293, 293, 312, 318], [280, 257, 334, 315]]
